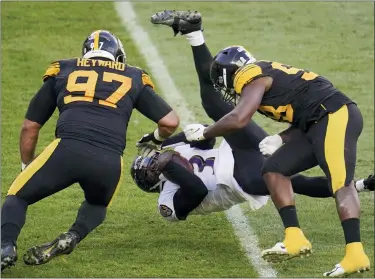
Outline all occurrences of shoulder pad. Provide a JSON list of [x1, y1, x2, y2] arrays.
[[233, 63, 263, 94], [42, 61, 60, 81], [141, 71, 155, 90]]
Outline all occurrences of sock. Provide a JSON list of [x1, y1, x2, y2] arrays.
[[342, 218, 361, 244], [279, 205, 300, 228], [355, 179, 365, 192], [1, 195, 28, 244], [185, 30, 204, 46], [68, 201, 107, 243]]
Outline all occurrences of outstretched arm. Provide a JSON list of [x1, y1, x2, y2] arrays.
[[202, 77, 270, 139], [21, 78, 57, 168]]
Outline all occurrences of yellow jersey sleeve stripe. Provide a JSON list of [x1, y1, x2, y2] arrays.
[[7, 139, 61, 196], [233, 64, 263, 94], [42, 62, 60, 81], [142, 73, 155, 90]]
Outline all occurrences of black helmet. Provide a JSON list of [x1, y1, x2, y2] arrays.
[[210, 46, 255, 105], [82, 30, 126, 63], [130, 152, 163, 193]]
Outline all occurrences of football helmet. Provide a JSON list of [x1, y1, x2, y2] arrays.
[[130, 152, 164, 193], [82, 30, 126, 63], [210, 46, 256, 105]]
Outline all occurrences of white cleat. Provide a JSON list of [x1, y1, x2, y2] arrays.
[[261, 242, 312, 263], [323, 263, 370, 277]]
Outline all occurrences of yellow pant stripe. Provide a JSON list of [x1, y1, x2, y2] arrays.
[[324, 105, 349, 193], [108, 156, 124, 207], [7, 139, 61, 196]]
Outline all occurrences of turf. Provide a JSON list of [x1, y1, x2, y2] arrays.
[[1, 1, 374, 278]]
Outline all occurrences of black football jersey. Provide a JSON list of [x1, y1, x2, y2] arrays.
[[42, 58, 156, 154], [233, 60, 353, 130]]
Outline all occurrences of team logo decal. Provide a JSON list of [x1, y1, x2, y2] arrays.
[[159, 204, 173, 217]]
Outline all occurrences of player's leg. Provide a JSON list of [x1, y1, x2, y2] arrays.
[[260, 136, 318, 262], [1, 139, 76, 271], [233, 129, 332, 198], [306, 104, 370, 277], [22, 140, 123, 266], [151, 10, 269, 149]]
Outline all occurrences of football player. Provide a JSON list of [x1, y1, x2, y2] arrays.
[[150, 10, 371, 277], [131, 141, 374, 223], [1, 30, 179, 271]]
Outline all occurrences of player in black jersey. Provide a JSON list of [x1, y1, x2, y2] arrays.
[[151, 11, 370, 278], [1, 30, 179, 271]]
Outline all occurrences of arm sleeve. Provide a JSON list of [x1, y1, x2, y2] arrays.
[[25, 78, 57, 125], [162, 161, 208, 220], [135, 85, 173, 123], [161, 131, 216, 150]]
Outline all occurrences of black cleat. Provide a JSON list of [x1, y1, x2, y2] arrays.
[[23, 232, 79, 265], [363, 174, 374, 191], [1, 242, 18, 272], [150, 10, 202, 36]]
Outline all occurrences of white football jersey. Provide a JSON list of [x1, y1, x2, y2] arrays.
[[158, 140, 269, 221]]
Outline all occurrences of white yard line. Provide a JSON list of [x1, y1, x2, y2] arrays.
[[114, 2, 277, 278]]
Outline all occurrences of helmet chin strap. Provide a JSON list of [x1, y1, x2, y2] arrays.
[[83, 50, 115, 61]]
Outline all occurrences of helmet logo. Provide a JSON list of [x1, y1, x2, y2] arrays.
[[90, 42, 103, 50], [232, 56, 248, 67], [218, 76, 224, 84]]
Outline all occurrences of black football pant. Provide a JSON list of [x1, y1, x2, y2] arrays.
[[262, 103, 363, 195], [190, 43, 332, 198], [1, 138, 123, 244]]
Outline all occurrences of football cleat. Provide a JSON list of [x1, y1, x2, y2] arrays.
[[262, 227, 312, 263], [150, 10, 202, 36], [23, 232, 79, 265], [1, 242, 18, 271], [323, 243, 370, 277], [363, 174, 374, 191], [261, 242, 312, 263], [355, 175, 375, 192], [323, 263, 370, 277]]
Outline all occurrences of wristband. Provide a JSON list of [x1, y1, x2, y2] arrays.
[[21, 162, 27, 171], [153, 129, 166, 142]]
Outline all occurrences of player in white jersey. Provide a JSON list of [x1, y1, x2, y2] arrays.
[[131, 140, 373, 222], [157, 139, 269, 221]]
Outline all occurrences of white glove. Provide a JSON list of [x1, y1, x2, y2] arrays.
[[259, 134, 283, 156], [183, 124, 207, 142]]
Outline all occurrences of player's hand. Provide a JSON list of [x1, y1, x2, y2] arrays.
[[136, 129, 164, 146], [183, 124, 206, 142], [259, 134, 283, 156]]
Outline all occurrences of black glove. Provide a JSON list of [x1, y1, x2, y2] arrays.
[[137, 130, 164, 146]]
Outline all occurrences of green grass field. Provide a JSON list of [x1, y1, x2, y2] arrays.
[[1, 1, 374, 278]]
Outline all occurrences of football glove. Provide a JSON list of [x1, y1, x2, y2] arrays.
[[259, 134, 283, 156], [183, 124, 206, 142], [137, 129, 165, 146]]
